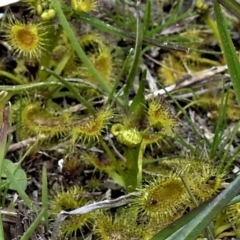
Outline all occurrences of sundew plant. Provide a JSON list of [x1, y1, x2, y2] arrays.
[[1, 0, 240, 239]]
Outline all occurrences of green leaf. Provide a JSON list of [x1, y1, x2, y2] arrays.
[[1, 159, 27, 191], [3, 160, 36, 211]]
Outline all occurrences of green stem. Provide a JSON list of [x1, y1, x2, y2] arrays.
[[136, 143, 145, 187], [124, 143, 142, 192], [0, 82, 63, 92]]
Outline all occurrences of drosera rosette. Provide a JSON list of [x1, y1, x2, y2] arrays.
[[19, 101, 72, 140], [94, 209, 153, 240], [141, 130, 179, 156], [184, 162, 225, 202], [78, 33, 104, 51], [194, 90, 240, 121], [158, 53, 186, 86], [110, 98, 179, 149], [57, 33, 100, 73], [2, 11, 50, 59], [74, 33, 114, 84], [144, 157, 225, 202], [158, 46, 220, 86], [70, 107, 113, 144], [62, 33, 114, 85], [49, 185, 94, 238], [146, 97, 178, 138], [86, 45, 114, 83], [133, 174, 191, 224]]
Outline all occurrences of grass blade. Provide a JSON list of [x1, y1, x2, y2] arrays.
[[20, 208, 47, 240], [3, 161, 36, 211], [217, 0, 240, 19], [213, 0, 240, 106], [150, 198, 213, 240]]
